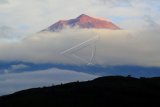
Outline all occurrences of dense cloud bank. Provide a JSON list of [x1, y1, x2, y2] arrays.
[[0, 29, 160, 67]]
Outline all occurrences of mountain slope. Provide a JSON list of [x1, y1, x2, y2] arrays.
[[42, 14, 120, 32], [0, 76, 160, 107]]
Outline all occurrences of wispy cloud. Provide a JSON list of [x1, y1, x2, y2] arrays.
[[97, 0, 132, 7], [0, 26, 15, 38]]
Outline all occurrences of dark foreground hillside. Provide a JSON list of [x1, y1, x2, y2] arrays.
[[0, 76, 160, 107]]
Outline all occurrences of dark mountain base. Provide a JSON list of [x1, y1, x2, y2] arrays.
[[0, 76, 160, 107]]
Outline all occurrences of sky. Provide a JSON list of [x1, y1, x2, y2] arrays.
[[0, 0, 160, 37], [0, 0, 160, 95]]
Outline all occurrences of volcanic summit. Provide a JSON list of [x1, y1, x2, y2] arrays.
[[42, 14, 120, 32]]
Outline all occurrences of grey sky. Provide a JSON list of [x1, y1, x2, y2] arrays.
[[0, 0, 159, 36], [0, 0, 8, 4]]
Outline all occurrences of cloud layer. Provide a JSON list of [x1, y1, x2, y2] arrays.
[[0, 29, 160, 67]]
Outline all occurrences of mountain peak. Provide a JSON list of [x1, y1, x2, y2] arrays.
[[42, 14, 120, 32], [76, 14, 95, 22], [77, 14, 90, 19]]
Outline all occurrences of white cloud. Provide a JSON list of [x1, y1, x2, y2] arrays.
[[0, 29, 160, 67], [0, 68, 98, 95]]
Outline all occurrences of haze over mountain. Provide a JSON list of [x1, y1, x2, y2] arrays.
[[42, 14, 120, 32]]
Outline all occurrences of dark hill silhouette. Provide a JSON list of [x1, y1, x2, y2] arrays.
[[0, 76, 160, 107]]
